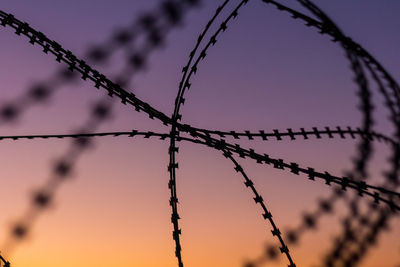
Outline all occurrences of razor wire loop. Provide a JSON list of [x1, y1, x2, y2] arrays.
[[257, 1, 400, 265], [0, 0, 400, 266], [167, 0, 246, 265], [172, 1, 398, 264], [333, 49, 400, 266], [292, 1, 400, 265], [175, 0, 396, 264], [264, 0, 400, 110]]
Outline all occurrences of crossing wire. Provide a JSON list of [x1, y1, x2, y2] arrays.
[[0, 0, 399, 266], [0, 0, 201, 258]]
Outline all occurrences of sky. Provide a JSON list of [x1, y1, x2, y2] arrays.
[[0, 0, 400, 266]]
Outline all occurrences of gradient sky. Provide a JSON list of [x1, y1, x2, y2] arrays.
[[0, 1, 399, 266]]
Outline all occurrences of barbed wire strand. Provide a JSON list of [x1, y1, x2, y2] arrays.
[[221, 149, 296, 267], [0, 1, 175, 126], [168, 0, 247, 265], [0, 126, 396, 146]]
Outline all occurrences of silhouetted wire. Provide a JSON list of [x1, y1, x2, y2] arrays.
[[191, 133, 398, 267], [283, 131, 398, 260], [184, 130, 400, 203], [0, 127, 398, 200], [0, 126, 396, 146], [181, 130, 400, 266], [188, 126, 397, 145], [303, 6, 378, 264], [0, 6, 198, 261], [326, 50, 400, 267], [179, 4, 399, 264], [290, 1, 399, 265], [0, 0, 201, 257], [168, 0, 247, 265], [186, 124, 400, 196], [0, 131, 169, 141], [0, 10, 171, 124], [180, 1, 397, 264], [252, 1, 400, 266], [1, 123, 398, 265], [0, 1, 176, 125], [221, 149, 296, 267], [0, 0, 399, 266], [336, 57, 400, 267]]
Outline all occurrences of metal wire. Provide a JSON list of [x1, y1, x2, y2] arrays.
[[0, 0, 399, 266]]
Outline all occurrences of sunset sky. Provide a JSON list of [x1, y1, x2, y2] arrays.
[[0, 0, 399, 266]]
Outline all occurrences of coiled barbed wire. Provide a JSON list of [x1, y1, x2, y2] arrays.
[[243, 1, 400, 266], [0, 0, 399, 266]]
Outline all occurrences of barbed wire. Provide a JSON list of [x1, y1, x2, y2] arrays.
[[251, 1, 400, 266], [187, 125, 398, 145], [0, 0, 201, 260], [0, 126, 395, 145], [0, 0, 399, 266], [181, 130, 400, 266], [0, 126, 399, 200], [168, 0, 249, 265], [292, 1, 399, 265], [0, 0, 186, 125], [222, 148, 296, 267]]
